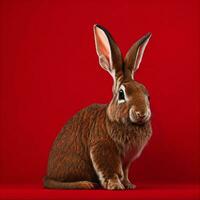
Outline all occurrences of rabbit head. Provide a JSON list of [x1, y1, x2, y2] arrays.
[[94, 24, 151, 125]]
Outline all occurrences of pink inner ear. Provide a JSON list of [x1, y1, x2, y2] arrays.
[[96, 29, 111, 62], [98, 39, 110, 60]]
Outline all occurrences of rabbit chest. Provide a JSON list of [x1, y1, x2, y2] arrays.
[[119, 124, 152, 166], [122, 140, 148, 166], [106, 114, 152, 166]]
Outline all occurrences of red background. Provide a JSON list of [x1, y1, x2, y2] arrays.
[[0, 0, 199, 187]]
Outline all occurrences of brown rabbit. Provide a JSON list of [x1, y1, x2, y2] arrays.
[[44, 24, 152, 190]]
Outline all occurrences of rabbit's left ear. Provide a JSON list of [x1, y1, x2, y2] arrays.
[[124, 33, 151, 79], [93, 24, 123, 80]]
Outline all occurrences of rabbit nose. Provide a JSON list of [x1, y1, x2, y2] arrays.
[[135, 111, 146, 119]]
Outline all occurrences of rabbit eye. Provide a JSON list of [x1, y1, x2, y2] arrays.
[[119, 89, 125, 100]]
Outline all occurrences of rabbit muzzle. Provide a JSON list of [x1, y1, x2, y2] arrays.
[[129, 106, 151, 124]]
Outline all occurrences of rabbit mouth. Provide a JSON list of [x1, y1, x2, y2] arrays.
[[135, 118, 149, 124], [130, 117, 149, 125]]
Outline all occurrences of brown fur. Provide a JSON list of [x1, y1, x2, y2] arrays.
[[44, 25, 152, 190]]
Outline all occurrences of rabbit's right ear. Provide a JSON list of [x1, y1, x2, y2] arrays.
[[93, 24, 123, 80]]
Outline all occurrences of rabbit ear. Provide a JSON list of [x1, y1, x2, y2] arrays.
[[93, 24, 123, 80], [124, 33, 151, 79]]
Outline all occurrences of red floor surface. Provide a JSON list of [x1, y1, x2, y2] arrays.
[[0, 183, 199, 200]]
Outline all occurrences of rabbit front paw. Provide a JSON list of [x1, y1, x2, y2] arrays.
[[122, 180, 136, 189], [106, 178, 125, 190]]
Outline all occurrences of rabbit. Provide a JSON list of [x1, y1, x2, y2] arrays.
[[44, 24, 152, 190]]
